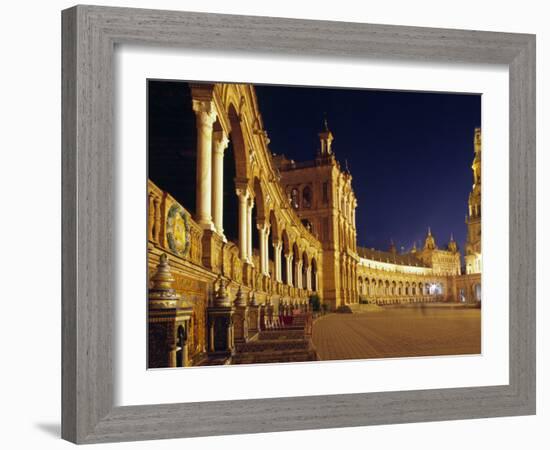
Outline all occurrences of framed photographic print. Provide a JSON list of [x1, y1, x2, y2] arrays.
[[62, 5, 536, 444]]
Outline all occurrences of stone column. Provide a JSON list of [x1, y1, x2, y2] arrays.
[[285, 254, 293, 286], [264, 225, 271, 276], [257, 222, 269, 276], [306, 266, 312, 291], [192, 99, 217, 230], [296, 261, 303, 289], [247, 196, 254, 265], [212, 130, 229, 238], [236, 188, 249, 262], [273, 241, 282, 282]]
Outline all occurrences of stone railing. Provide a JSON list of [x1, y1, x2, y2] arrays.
[[148, 180, 203, 266]]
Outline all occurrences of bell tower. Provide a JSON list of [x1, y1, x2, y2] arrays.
[[465, 128, 482, 274], [318, 118, 334, 156]]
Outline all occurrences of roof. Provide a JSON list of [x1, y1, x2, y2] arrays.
[[357, 246, 430, 268]]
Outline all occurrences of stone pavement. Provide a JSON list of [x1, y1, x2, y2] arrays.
[[312, 306, 481, 361]]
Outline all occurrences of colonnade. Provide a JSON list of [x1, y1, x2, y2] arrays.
[[190, 90, 320, 296]]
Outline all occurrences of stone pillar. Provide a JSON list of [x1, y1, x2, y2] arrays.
[[212, 130, 229, 238], [285, 254, 293, 286], [192, 99, 217, 230], [236, 188, 249, 262], [148, 254, 192, 368], [258, 222, 269, 276], [247, 291, 260, 337], [207, 277, 235, 357], [273, 241, 282, 282], [247, 196, 254, 265], [306, 266, 312, 291], [296, 261, 303, 289], [233, 287, 249, 344]]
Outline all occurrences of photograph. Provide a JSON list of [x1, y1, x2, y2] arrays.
[[147, 80, 482, 368]]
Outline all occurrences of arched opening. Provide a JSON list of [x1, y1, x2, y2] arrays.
[[251, 198, 259, 263], [292, 243, 300, 288], [269, 210, 278, 278], [222, 135, 239, 243], [282, 230, 290, 285], [302, 185, 313, 208], [474, 283, 481, 302], [429, 282, 443, 295], [252, 177, 267, 268]]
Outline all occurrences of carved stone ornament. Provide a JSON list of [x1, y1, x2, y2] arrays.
[[149, 253, 180, 309], [166, 203, 191, 257]]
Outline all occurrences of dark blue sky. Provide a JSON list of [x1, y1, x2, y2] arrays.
[[254, 84, 481, 255]]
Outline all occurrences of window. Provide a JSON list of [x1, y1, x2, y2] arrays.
[[290, 188, 299, 209], [301, 219, 313, 232], [302, 186, 312, 208], [322, 182, 329, 203]]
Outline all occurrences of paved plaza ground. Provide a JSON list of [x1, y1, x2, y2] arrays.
[[312, 305, 481, 361]]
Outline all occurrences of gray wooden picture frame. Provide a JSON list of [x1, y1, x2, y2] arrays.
[[61, 4, 536, 444]]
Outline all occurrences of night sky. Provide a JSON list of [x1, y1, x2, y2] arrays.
[[254, 84, 481, 256]]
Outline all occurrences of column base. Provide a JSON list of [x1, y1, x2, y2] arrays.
[[202, 229, 223, 272], [197, 219, 216, 232]]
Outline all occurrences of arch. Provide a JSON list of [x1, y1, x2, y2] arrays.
[[253, 177, 268, 222], [269, 209, 281, 242], [302, 251, 309, 290], [311, 257, 318, 292], [292, 242, 300, 288], [281, 229, 290, 285], [474, 283, 481, 302], [226, 103, 250, 180]]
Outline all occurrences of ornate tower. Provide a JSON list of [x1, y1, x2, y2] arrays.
[[424, 227, 437, 250], [465, 128, 482, 274], [448, 233, 458, 253], [318, 118, 334, 156], [274, 118, 359, 310]]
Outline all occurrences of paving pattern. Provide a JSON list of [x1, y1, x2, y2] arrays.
[[312, 306, 481, 361]]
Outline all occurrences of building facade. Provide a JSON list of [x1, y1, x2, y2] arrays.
[[454, 127, 482, 303], [147, 82, 482, 367]]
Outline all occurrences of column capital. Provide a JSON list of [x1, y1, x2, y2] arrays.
[[212, 129, 229, 154], [192, 99, 217, 126], [256, 219, 270, 231], [235, 186, 250, 200]]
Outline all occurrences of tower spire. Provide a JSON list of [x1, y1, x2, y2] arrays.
[[318, 114, 334, 156]]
